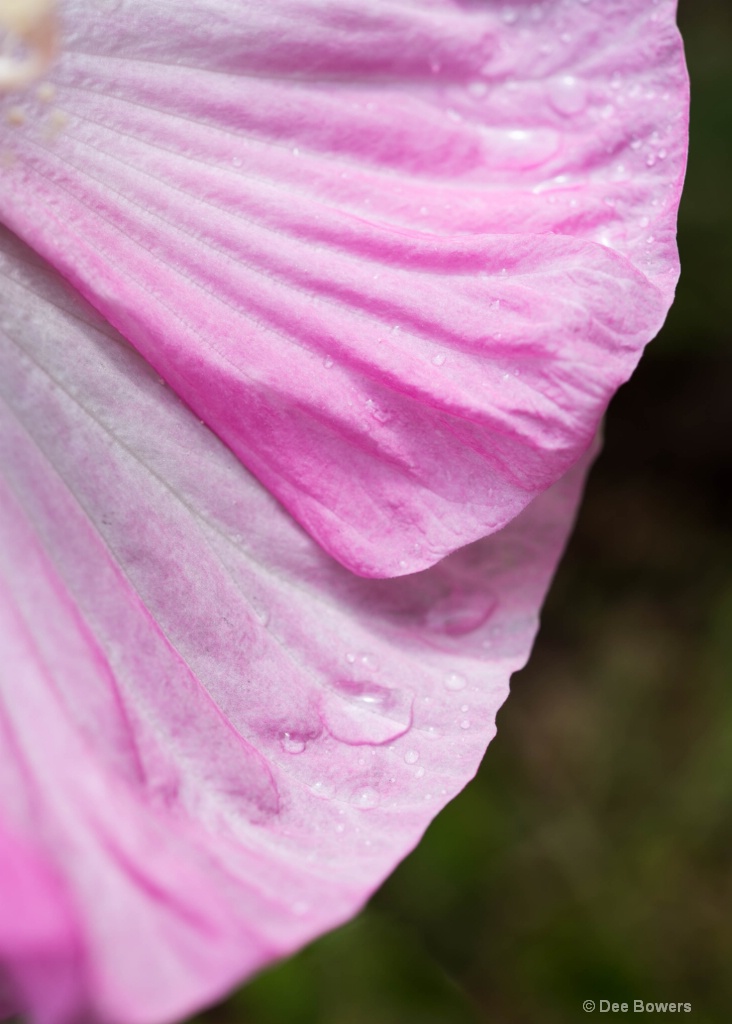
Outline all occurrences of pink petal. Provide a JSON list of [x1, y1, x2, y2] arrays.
[[0, 0, 687, 576], [0, 226, 593, 1023]]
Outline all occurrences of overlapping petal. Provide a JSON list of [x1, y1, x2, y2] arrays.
[[0, 0, 687, 576], [0, 227, 592, 1022]]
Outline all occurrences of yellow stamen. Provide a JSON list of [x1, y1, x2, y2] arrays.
[[0, 0, 57, 93]]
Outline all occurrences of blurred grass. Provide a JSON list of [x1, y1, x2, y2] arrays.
[[196, 1, 731, 1021]]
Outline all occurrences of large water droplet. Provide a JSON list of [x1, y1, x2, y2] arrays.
[[280, 732, 307, 755], [481, 127, 560, 169], [404, 749, 420, 765], [548, 75, 587, 117], [321, 678, 413, 745], [425, 588, 497, 636]]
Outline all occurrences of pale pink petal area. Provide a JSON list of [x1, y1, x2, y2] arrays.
[[0, 226, 594, 1023], [0, 0, 687, 576]]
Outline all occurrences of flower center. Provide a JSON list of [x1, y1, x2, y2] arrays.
[[0, 0, 56, 92]]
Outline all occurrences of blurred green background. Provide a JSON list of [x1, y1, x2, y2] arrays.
[[196, 2, 731, 1021]]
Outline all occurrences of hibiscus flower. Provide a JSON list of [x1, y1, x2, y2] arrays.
[[0, 1, 687, 1021]]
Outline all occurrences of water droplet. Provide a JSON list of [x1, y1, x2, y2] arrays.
[[548, 75, 586, 117], [444, 672, 467, 692], [322, 678, 413, 745], [323, 356, 334, 368], [366, 398, 391, 424], [351, 786, 380, 809], [415, 766, 426, 779], [460, 704, 469, 713], [646, 154, 656, 167], [335, 822, 345, 833], [404, 749, 420, 765], [460, 719, 471, 730], [424, 588, 497, 636], [280, 732, 306, 755], [432, 353, 446, 366]]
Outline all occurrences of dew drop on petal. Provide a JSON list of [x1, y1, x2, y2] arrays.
[[548, 75, 586, 116], [280, 732, 306, 755], [424, 589, 497, 636], [322, 678, 413, 745], [444, 672, 467, 692], [404, 749, 419, 765], [351, 786, 380, 809]]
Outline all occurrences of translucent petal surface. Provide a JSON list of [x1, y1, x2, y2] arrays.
[[0, 226, 592, 1023], [0, 0, 687, 576]]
